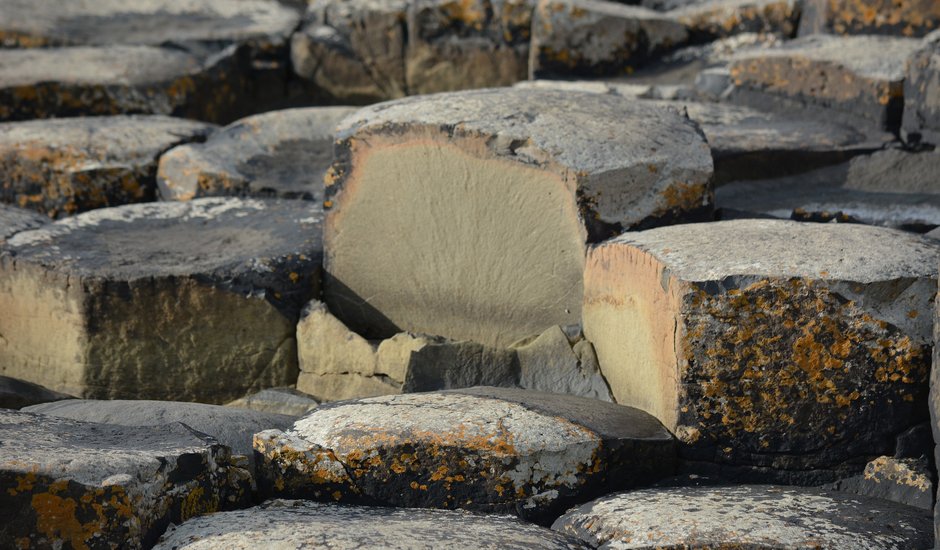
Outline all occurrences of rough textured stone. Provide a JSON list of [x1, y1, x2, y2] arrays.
[[584, 219, 938, 482], [23, 399, 294, 468], [830, 456, 934, 510], [799, 0, 940, 38], [0, 116, 215, 219], [728, 34, 922, 132], [530, 0, 688, 79], [157, 107, 356, 202], [0, 410, 252, 550], [254, 387, 676, 523], [932, 263, 940, 545], [0, 375, 72, 410], [0, 45, 252, 123], [296, 301, 613, 401], [716, 163, 940, 231], [553, 485, 934, 549], [291, 0, 410, 104], [155, 499, 589, 549], [0, 204, 46, 243], [0, 198, 323, 403], [226, 387, 319, 417], [406, 0, 534, 94], [902, 31, 940, 146], [669, 0, 800, 42], [324, 88, 713, 347]]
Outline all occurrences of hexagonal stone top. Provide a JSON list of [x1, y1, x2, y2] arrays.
[[0, 204, 46, 242], [599, 219, 939, 283]]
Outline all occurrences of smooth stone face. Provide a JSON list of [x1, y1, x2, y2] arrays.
[[0, 410, 252, 550], [514, 326, 614, 402], [553, 485, 934, 549], [0, 45, 251, 123], [23, 399, 294, 467], [530, 0, 688, 79], [584, 220, 938, 482], [0, 204, 46, 243], [728, 34, 922, 132], [669, 0, 800, 42], [155, 499, 589, 549], [902, 31, 940, 146], [0, 116, 215, 218], [225, 387, 319, 417], [325, 88, 712, 348], [829, 456, 934, 511], [157, 107, 356, 201], [0, 198, 323, 402], [254, 387, 676, 522], [0, 375, 72, 410], [799, 0, 940, 38]]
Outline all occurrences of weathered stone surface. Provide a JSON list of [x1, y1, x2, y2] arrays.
[[155, 499, 589, 549], [23, 399, 294, 468], [0, 45, 252, 123], [584, 219, 938, 482], [254, 387, 676, 522], [158, 107, 356, 202], [0, 204, 46, 243], [799, 0, 940, 38], [324, 88, 713, 347], [530, 0, 688, 79], [553, 485, 934, 549], [902, 31, 940, 146], [0, 375, 72, 410], [406, 0, 534, 94], [846, 148, 940, 194], [291, 0, 410, 104], [296, 301, 613, 401], [931, 263, 940, 544], [226, 387, 319, 417], [716, 163, 940, 231], [0, 410, 252, 550], [0, 198, 323, 403], [0, 116, 215, 219], [669, 0, 800, 42], [830, 456, 934, 510], [728, 34, 922, 132]]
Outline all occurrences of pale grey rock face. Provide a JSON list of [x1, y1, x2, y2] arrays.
[[553, 485, 934, 549], [0, 410, 252, 550], [225, 387, 319, 417], [903, 31, 940, 146], [0, 375, 72, 410], [155, 499, 590, 549], [0, 115, 216, 218], [585, 220, 939, 483], [0, 198, 323, 403], [728, 34, 922, 132], [846, 149, 940, 195], [158, 106, 357, 202], [0, 204, 47, 243], [325, 87, 713, 348], [23, 399, 294, 466], [254, 387, 676, 523]]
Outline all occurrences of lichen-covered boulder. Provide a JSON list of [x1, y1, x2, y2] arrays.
[[530, 0, 688, 79], [23, 399, 294, 468], [0, 410, 252, 550], [584, 219, 939, 482], [0, 198, 322, 403], [553, 485, 934, 549], [830, 456, 934, 511], [0, 116, 215, 218], [669, 0, 800, 42], [0, 204, 46, 243], [728, 34, 922, 133], [254, 387, 676, 522], [323, 88, 713, 348], [155, 500, 589, 549], [157, 107, 355, 202], [799, 0, 940, 38], [902, 31, 940, 146], [0, 375, 72, 410], [0, 45, 251, 123]]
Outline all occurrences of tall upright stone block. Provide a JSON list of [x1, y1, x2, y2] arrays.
[[902, 31, 940, 146], [323, 88, 713, 348], [584, 220, 939, 482]]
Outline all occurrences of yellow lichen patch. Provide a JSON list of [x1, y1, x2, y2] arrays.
[[440, 0, 487, 31], [32, 491, 100, 550]]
